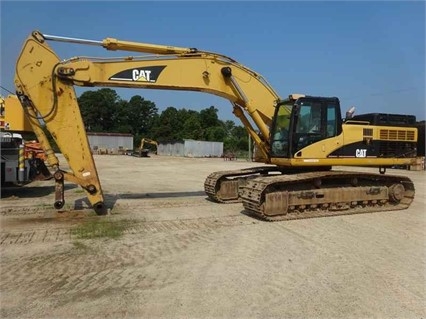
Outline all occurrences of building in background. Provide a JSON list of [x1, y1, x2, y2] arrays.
[[87, 132, 133, 154], [158, 139, 223, 158]]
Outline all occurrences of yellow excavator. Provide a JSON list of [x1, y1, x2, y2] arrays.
[[135, 138, 158, 157], [14, 30, 417, 220]]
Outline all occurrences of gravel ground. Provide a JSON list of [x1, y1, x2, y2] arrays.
[[1, 154, 425, 319]]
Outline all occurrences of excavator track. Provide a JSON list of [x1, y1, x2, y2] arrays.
[[204, 166, 286, 203], [239, 171, 415, 221]]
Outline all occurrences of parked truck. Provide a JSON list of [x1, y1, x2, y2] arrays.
[[0, 94, 51, 186]]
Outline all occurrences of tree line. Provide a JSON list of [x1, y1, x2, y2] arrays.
[[77, 88, 249, 152]]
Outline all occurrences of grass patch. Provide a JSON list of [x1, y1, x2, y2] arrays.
[[71, 218, 129, 239]]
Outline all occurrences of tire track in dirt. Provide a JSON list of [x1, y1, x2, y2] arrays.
[[1, 195, 259, 317], [0, 224, 241, 317], [0, 214, 254, 246], [216, 222, 318, 316], [112, 196, 212, 209], [173, 220, 342, 317], [0, 196, 212, 216], [236, 218, 426, 318], [239, 220, 371, 316], [1, 228, 73, 245], [0, 206, 59, 216]]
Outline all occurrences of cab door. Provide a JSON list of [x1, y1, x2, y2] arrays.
[[289, 97, 342, 157]]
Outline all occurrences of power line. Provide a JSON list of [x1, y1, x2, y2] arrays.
[[0, 85, 15, 95]]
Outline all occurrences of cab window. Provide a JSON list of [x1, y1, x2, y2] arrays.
[[270, 103, 291, 156]]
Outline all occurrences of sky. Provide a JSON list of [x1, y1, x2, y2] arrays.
[[1, 1, 425, 123]]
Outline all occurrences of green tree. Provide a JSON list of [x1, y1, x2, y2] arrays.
[[113, 100, 133, 133], [127, 95, 159, 135], [76, 88, 251, 153], [233, 126, 249, 151], [152, 107, 182, 142], [205, 126, 227, 141], [182, 113, 203, 140], [223, 125, 248, 152], [222, 120, 236, 136], [200, 106, 220, 132], [78, 88, 121, 132], [224, 136, 239, 152], [231, 126, 247, 140]]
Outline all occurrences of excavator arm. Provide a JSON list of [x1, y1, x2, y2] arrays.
[[14, 30, 282, 213]]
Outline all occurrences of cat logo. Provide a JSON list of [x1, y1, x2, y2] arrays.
[[355, 149, 367, 158], [132, 69, 151, 82], [109, 66, 166, 83]]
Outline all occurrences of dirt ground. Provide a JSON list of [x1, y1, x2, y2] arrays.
[[0, 154, 425, 319]]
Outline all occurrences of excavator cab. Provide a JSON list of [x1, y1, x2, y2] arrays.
[[270, 96, 342, 158]]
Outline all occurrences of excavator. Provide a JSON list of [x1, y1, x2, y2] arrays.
[[134, 138, 158, 157], [13, 30, 417, 221]]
